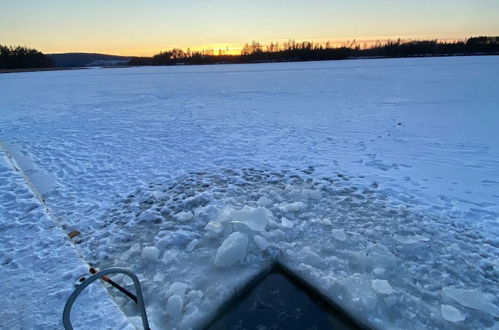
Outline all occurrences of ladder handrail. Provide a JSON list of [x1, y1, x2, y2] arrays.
[[63, 267, 150, 330]]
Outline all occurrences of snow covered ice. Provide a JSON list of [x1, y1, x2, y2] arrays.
[[0, 149, 132, 329], [1, 56, 499, 329]]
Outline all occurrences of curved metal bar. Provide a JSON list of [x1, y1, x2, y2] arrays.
[[63, 267, 150, 330]]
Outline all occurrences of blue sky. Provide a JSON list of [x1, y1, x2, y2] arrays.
[[1, 0, 498, 55]]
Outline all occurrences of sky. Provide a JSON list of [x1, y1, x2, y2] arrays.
[[1, 0, 498, 56]]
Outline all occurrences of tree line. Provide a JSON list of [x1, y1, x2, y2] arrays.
[[0, 45, 54, 69], [129, 36, 499, 66], [2, 36, 497, 69]]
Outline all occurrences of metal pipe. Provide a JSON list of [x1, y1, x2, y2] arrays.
[[62, 267, 150, 330], [89, 267, 138, 303]]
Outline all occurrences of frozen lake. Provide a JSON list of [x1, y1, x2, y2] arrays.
[[1, 56, 498, 329]]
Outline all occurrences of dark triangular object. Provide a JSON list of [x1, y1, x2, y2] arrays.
[[204, 263, 368, 330]]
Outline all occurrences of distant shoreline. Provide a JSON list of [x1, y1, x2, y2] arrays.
[[2, 36, 497, 73], [2, 53, 498, 74], [0, 67, 88, 74]]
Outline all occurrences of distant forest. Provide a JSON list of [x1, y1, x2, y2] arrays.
[[0, 45, 54, 69], [2, 36, 498, 70], [129, 36, 499, 66]]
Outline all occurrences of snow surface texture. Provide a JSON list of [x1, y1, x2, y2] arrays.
[[1, 56, 498, 329], [0, 150, 132, 329]]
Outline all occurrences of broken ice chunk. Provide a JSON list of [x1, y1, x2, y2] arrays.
[[230, 206, 271, 231], [254, 235, 270, 251], [161, 249, 179, 264], [280, 217, 294, 228], [141, 246, 159, 261], [442, 287, 499, 316], [257, 196, 273, 206], [332, 228, 347, 242], [166, 294, 184, 319], [186, 290, 204, 300], [204, 222, 223, 234], [166, 282, 188, 298], [268, 229, 285, 240], [130, 243, 141, 251], [297, 246, 324, 268], [278, 202, 306, 212], [339, 273, 377, 306], [186, 239, 199, 252], [138, 209, 162, 222], [300, 188, 322, 200], [366, 243, 397, 268], [153, 274, 166, 282], [175, 211, 194, 222], [394, 235, 419, 244], [415, 235, 429, 242], [214, 232, 248, 268], [372, 267, 386, 276], [371, 279, 393, 295], [440, 304, 465, 322], [321, 218, 333, 226]]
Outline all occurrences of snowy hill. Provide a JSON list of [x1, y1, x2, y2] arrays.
[[48, 52, 131, 67]]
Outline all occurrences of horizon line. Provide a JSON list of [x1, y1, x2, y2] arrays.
[[30, 34, 489, 57]]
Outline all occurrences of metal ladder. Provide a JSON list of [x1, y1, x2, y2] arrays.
[[63, 267, 150, 330]]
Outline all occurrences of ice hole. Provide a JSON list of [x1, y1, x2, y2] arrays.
[[203, 263, 367, 330]]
